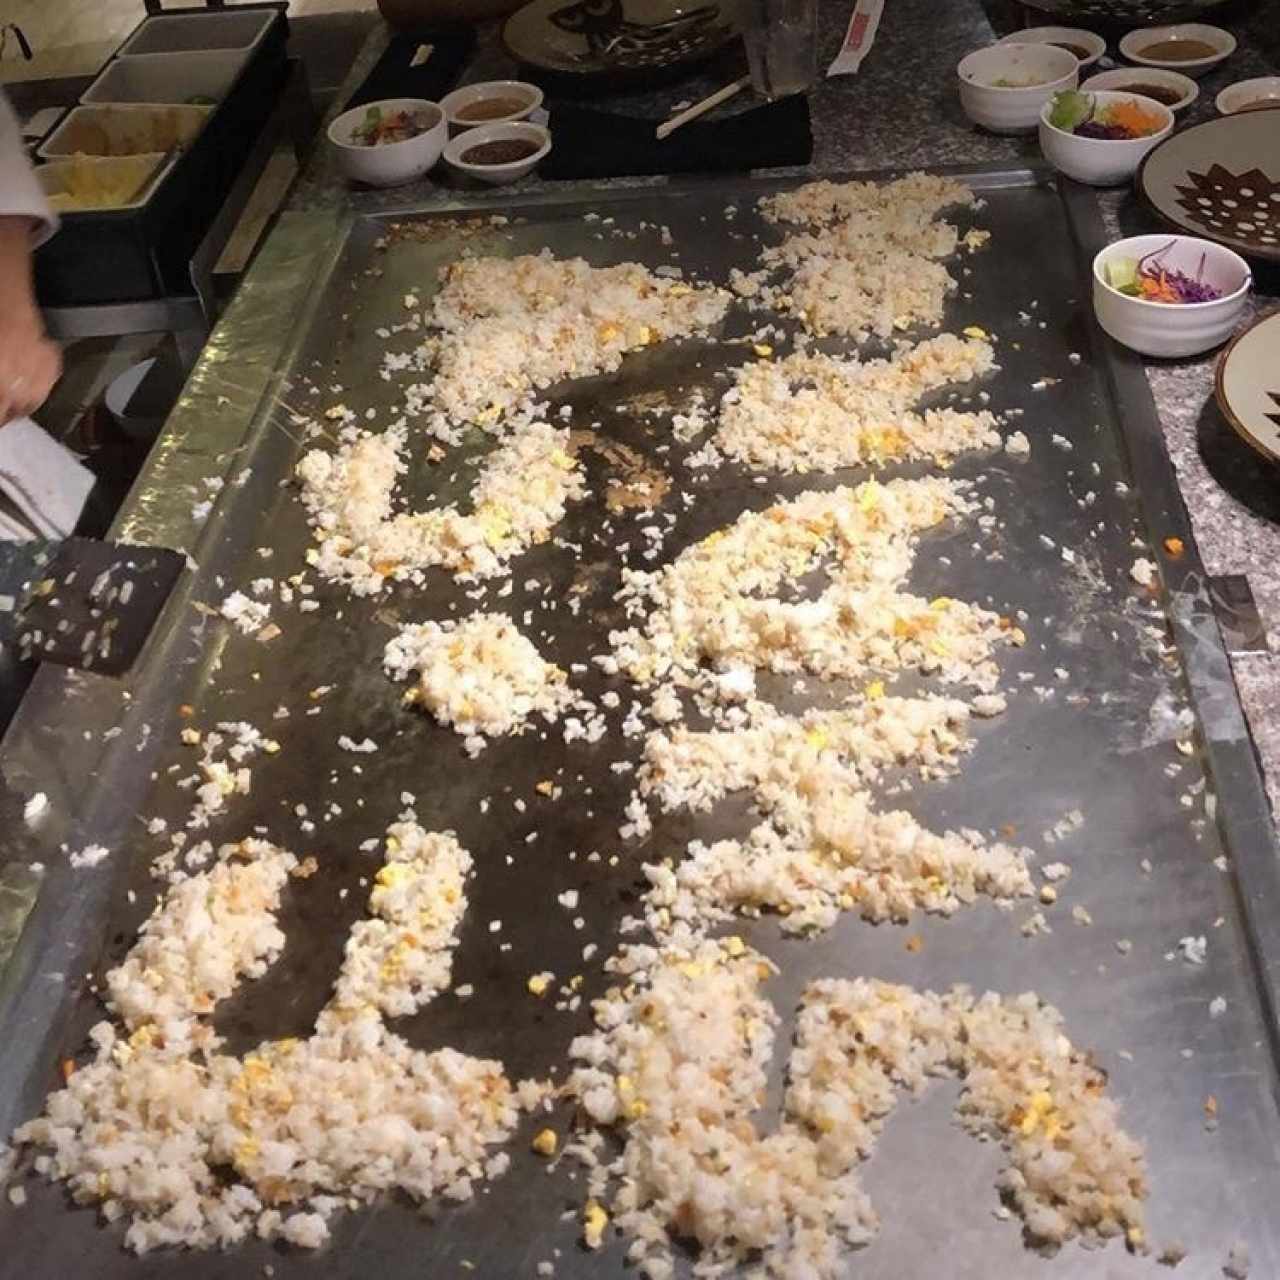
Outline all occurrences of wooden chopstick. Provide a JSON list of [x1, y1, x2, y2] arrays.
[[655, 74, 752, 140]]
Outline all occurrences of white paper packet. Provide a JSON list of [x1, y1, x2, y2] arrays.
[[0, 417, 95, 541], [827, 0, 885, 77]]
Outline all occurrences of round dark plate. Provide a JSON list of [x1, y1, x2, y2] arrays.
[[503, 0, 737, 79], [1136, 110, 1280, 265]]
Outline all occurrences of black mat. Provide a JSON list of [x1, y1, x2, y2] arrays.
[[541, 93, 812, 180], [345, 24, 477, 110]]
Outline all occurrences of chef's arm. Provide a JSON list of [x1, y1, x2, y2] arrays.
[[0, 90, 60, 425], [0, 216, 60, 425], [0, 214, 38, 314]]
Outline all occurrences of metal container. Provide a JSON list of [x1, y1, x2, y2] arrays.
[[117, 8, 275, 57], [80, 49, 250, 106], [32, 11, 289, 307]]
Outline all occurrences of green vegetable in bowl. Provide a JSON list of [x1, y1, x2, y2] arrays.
[[1105, 258, 1140, 294], [1048, 90, 1092, 130]]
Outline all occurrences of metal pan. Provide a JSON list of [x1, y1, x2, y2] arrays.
[[1, 167, 1279, 1279]]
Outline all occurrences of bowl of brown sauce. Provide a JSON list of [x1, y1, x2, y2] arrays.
[[444, 121, 552, 184], [1119, 24, 1235, 78], [1082, 67, 1198, 113], [997, 26, 1106, 70], [440, 80, 545, 133]]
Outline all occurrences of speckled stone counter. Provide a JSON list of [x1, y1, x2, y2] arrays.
[[295, 0, 1280, 810]]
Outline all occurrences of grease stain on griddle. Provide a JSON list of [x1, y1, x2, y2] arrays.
[[569, 429, 671, 513]]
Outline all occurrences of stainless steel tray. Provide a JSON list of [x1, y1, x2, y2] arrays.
[[3, 166, 1280, 1279]]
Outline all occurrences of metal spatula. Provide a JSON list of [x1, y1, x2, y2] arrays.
[[0, 538, 186, 675]]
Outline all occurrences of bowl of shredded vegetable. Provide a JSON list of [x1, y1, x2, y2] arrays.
[[1093, 233, 1251, 357], [328, 98, 447, 187], [1039, 89, 1173, 185]]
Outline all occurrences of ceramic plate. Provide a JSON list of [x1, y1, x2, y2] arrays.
[[1137, 111, 1280, 264], [504, 0, 735, 77], [1216, 310, 1280, 464], [1020, 0, 1232, 23]]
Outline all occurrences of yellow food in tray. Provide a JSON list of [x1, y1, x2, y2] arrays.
[[41, 152, 164, 212]]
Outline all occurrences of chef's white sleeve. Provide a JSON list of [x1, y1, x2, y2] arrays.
[[0, 89, 57, 246]]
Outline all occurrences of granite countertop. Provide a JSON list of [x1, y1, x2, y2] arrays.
[[296, 0, 1280, 812]]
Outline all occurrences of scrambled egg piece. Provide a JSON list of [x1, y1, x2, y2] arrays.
[[583, 1200, 608, 1249], [475, 504, 513, 547], [375, 862, 413, 891], [1012, 1090, 1062, 1141]]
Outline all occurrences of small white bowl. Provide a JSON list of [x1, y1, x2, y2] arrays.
[[1216, 76, 1280, 115], [1081, 67, 1198, 113], [1093, 234, 1251, 358], [440, 80, 543, 133], [444, 121, 551, 185], [1119, 24, 1236, 78], [1038, 90, 1173, 186], [957, 44, 1079, 134], [997, 26, 1106, 69], [327, 98, 446, 187]]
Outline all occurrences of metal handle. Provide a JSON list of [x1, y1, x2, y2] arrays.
[[144, 0, 228, 12]]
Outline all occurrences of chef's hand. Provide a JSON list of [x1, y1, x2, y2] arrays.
[[0, 215, 60, 426], [0, 309, 61, 425]]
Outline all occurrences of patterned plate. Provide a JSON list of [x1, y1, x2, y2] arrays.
[[503, 0, 736, 77], [1216, 309, 1280, 465], [1020, 0, 1234, 23], [1137, 111, 1280, 264]]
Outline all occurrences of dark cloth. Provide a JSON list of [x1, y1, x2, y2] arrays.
[[345, 25, 477, 110], [539, 92, 812, 179]]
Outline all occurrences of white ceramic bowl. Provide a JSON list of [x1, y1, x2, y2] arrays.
[[1118, 23, 1236, 78], [327, 98, 446, 187], [957, 44, 1079, 134], [1215, 76, 1280, 116], [1081, 67, 1198, 113], [997, 26, 1106, 69], [1093, 234, 1251, 357], [1038, 90, 1174, 186], [444, 121, 551, 185], [440, 80, 543, 133]]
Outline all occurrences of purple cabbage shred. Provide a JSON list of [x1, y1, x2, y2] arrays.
[[1137, 241, 1224, 303], [1074, 121, 1131, 139], [1156, 270, 1221, 303]]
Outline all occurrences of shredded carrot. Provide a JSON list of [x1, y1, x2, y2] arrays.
[[61, 1058, 76, 1081], [1106, 100, 1162, 137], [1137, 269, 1180, 302]]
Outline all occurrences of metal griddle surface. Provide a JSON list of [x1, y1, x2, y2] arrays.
[[2, 169, 1280, 1279]]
